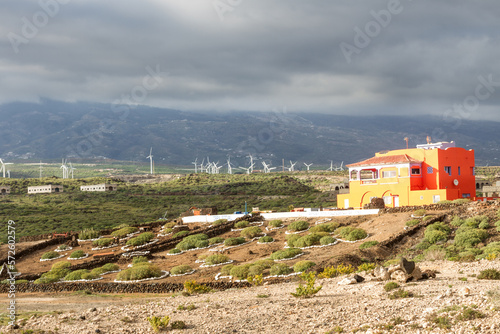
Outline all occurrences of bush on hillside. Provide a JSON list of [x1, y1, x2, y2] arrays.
[[176, 234, 209, 250], [111, 226, 138, 238], [41, 251, 61, 260], [116, 263, 162, 281], [78, 228, 100, 240], [224, 237, 246, 246], [270, 263, 293, 276], [204, 254, 230, 266], [234, 220, 250, 229], [270, 248, 302, 260], [64, 269, 99, 281], [258, 236, 274, 243], [171, 265, 193, 275], [240, 226, 263, 239], [69, 250, 86, 259], [288, 220, 309, 232], [293, 260, 315, 273], [126, 232, 155, 247], [208, 236, 224, 245], [268, 220, 283, 228], [92, 238, 114, 247]]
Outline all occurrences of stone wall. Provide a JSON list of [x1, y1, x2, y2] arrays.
[[0, 281, 250, 294], [381, 203, 463, 214]]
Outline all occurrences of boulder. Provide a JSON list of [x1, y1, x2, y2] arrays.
[[390, 270, 409, 283], [338, 277, 358, 285], [373, 266, 390, 281], [399, 257, 415, 275]]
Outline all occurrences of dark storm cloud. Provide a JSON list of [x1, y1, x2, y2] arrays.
[[1, 0, 499, 120]]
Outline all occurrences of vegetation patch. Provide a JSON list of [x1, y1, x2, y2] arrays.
[[240, 226, 264, 239], [270, 248, 303, 260], [90, 263, 120, 275], [384, 281, 400, 292], [334, 226, 368, 241], [287, 220, 309, 232], [268, 220, 283, 228], [176, 233, 209, 251], [477, 269, 500, 280], [258, 236, 274, 243], [359, 240, 379, 249], [34, 261, 71, 284], [64, 269, 100, 281], [203, 254, 231, 266], [115, 262, 164, 282], [172, 230, 190, 239], [405, 219, 420, 227], [40, 251, 63, 261], [224, 237, 246, 247], [234, 220, 250, 229], [310, 222, 339, 233], [293, 260, 316, 273], [208, 236, 224, 245], [388, 288, 413, 299], [126, 232, 156, 247], [68, 250, 87, 259], [92, 237, 115, 248], [170, 265, 194, 276], [78, 228, 100, 240], [319, 264, 355, 278], [111, 226, 139, 238], [270, 263, 293, 276], [291, 272, 322, 298], [184, 280, 211, 294]]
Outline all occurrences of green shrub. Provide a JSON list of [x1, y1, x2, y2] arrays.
[[320, 236, 336, 245], [224, 237, 246, 246], [424, 230, 448, 244], [160, 228, 172, 235], [268, 220, 283, 228], [234, 220, 250, 229], [452, 198, 470, 204], [41, 251, 60, 260], [221, 264, 234, 276], [413, 209, 426, 216], [184, 280, 211, 294], [476, 242, 500, 259], [240, 226, 263, 239], [291, 272, 322, 298], [478, 221, 490, 229], [230, 265, 251, 279], [477, 269, 500, 280], [248, 264, 265, 276], [204, 254, 230, 266], [286, 234, 301, 247], [171, 320, 186, 330], [359, 240, 379, 249], [258, 236, 274, 243], [384, 281, 400, 292], [92, 238, 114, 247], [172, 230, 190, 238], [388, 289, 413, 299], [78, 228, 100, 240], [176, 234, 209, 250], [69, 250, 85, 259], [270, 263, 293, 276], [126, 232, 155, 247], [168, 248, 181, 254], [335, 227, 368, 241], [437, 200, 452, 204], [212, 219, 227, 226], [454, 227, 488, 248], [357, 262, 376, 272], [270, 248, 302, 260], [116, 263, 162, 281], [195, 240, 209, 248], [34, 261, 71, 284], [293, 260, 315, 273], [450, 216, 465, 227], [171, 265, 193, 275], [310, 222, 339, 233], [415, 240, 432, 250], [405, 219, 420, 227], [57, 244, 70, 251], [208, 237, 224, 245], [147, 315, 170, 332], [65, 269, 98, 281], [253, 259, 274, 268], [111, 226, 138, 238], [91, 263, 119, 275], [132, 256, 149, 265], [295, 233, 323, 248], [426, 221, 451, 234], [288, 220, 309, 232]]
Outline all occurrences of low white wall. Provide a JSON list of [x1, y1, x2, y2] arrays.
[[181, 209, 379, 223]]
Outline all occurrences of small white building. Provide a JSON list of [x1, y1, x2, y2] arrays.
[[0, 186, 11, 195], [28, 185, 63, 194], [80, 183, 118, 192]]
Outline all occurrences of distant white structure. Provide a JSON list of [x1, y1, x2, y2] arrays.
[[80, 184, 118, 192], [0, 186, 11, 195], [304, 162, 313, 171], [0, 158, 13, 178], [147, 147, 154, 174], [28, 185, 63, 194]]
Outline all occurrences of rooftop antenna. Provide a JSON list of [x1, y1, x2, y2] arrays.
[[426, 136, 432, 144], [304, 162, 313, 171], [0, 158, 13, 178], [404, 137, 409, 149], [146, 147, 154, 174]]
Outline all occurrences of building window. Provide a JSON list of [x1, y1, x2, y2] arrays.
[[420, 196, 424, 200], [471, 167, 475, 175], [411, 167, 421, 175], [458, 167, 461, 175], [462, 193, 470, 198], [427, 166, 433, 174], [382, 170, 397, 178], [350, 170, 358, 180], [444, 166, 452, 176], [383, 196, 392, 205], [433, 195, 440, 203]]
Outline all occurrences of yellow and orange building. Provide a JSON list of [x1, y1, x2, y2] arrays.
[[337, 141, 476, 209]]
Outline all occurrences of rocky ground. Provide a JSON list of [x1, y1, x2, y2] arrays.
[[2, 259, 499, 334]]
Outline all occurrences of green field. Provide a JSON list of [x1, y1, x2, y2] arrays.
[[0, 173, 336, 242]]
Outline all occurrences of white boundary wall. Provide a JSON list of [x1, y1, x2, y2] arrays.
[[181, 209, 379, 223]]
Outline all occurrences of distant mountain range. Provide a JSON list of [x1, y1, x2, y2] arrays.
[[1, 99, 499, 168]]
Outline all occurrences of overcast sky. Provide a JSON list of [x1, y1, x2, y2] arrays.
[[1, 0, 500, 121]]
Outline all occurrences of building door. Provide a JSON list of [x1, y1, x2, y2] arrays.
[[344, 199, 349, 208], [393, 196, 399, 207], [433, 195, 440, 203]]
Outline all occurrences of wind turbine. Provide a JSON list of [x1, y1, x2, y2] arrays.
[[146, 148, 154, 175], [304, 162, 313, 171], [226, 157, 233, 174], [335, 161, 344, 171], [240, 166, 251, 174], [6, 170, 10, 178], [69, 162, 76, 179], [247, 154, 255, 174], [262, 161, 270, 173], [289, 161, 297, 172], [0, 159, 13, 178], [327, 160, 334, 172], [192, 158, 198, 173], [39, 161, 43, 179], [60, 159, 69, 179]]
